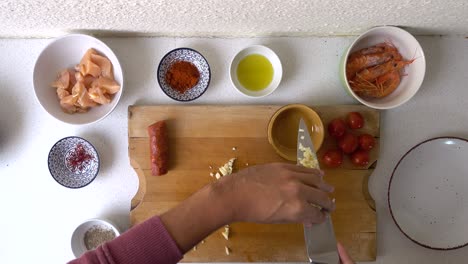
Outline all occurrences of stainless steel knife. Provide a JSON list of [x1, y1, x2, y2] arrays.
[[297, 118, 339, 264]]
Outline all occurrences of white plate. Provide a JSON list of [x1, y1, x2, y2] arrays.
[[33, 34, 123, 125], [388, 137, 468, 250], [230, 45, 282, 98]]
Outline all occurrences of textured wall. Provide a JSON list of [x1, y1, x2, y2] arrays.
[[0, 0, 467, 38]]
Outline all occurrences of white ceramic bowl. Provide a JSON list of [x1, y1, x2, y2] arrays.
[[230, 45, 282, 97], [33, 34, 123, 125], [339, 26, 426, 109], [71, 218, 120, 258]]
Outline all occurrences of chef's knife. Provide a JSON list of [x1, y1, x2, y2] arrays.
[[297, 118, 339, 264]]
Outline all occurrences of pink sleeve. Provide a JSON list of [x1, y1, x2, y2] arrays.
[[68, 216, 183, 264]]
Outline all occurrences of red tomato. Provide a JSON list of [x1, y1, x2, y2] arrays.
[[358, 134, 376, 151], [351, 150, 370, 166], [346, 112, 364, 129], [322, 149, 343, 168], [338, 133, 358, 154], [328, 119, 346, 138]]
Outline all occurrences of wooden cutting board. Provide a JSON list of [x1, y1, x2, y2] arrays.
[[128, 105, 378, 262]]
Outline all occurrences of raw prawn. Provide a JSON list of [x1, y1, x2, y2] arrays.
[[352, 59, 413, 84], [346, 42, 403, 80], [352, 70, 401, 98], [346, 52, 393, 79]]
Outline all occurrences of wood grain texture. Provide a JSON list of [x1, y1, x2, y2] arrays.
[[128, 105, 378, 262]]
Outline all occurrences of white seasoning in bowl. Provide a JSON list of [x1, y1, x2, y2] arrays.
[[84, 225, 116, 250]]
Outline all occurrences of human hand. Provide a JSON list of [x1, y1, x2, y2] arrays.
[[337, 242, 355, 264], [215, 163, 335, 225]]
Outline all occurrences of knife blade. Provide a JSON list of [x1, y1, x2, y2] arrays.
[[297, 118, 339, 264]]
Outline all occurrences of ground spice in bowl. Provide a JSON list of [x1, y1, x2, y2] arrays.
[[84, 225, 116, 250], [165, 61, 200, 93]]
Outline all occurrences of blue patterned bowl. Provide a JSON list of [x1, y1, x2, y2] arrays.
[[157, 48, 211, 102], [48, 137, 100, 188]]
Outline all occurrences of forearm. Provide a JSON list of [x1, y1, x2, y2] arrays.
[[160, 181, 233, 253], [69, 216, 183, 264]]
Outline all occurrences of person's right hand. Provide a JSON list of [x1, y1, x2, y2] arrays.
[[215, 163, 336, 225]]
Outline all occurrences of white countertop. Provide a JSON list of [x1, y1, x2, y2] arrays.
[[0, 36, 467, 264]]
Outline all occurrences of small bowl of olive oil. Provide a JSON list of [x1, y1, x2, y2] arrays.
[[230, 45, 282, 97]]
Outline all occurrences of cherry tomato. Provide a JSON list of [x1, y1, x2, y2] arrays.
[[322, 149, 343, 168], [351, 150, 370, 166], [328, 119, 346, 138], [338, 133, 358, 154], [358, 134, 376, 151], [346, 112, 364, 129]]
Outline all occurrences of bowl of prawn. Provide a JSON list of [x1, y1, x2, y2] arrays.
[[33, 34, 123, 125], [339, 26, 426, 110]]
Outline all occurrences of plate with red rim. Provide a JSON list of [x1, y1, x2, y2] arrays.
[[388, 137, 468, 250]]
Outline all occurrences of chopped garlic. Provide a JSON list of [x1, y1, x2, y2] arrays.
[[222, 230, 229, 240], [201, 240, 205, 244], [193, 245, 197, 251], [219, 166, 228, 176], [299, 128, 305, 132], [218, 158, 236, 176], [209, 165, 213, 169], [209, 172, 214, 177], [225, 246, 231, 255], [300, 136, 305, 140], [222, 226, 230, 240], [215, 172, 221, 180], [298, 143, 319, 169], [232, 147, 237, 151]]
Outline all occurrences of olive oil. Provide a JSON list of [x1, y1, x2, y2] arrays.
[[237, 54, 273, 91]]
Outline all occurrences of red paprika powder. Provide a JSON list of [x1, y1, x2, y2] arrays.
[[165, 61, 200, 93]]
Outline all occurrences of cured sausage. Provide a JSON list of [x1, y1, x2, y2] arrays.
[[147, 120, 169, 176]]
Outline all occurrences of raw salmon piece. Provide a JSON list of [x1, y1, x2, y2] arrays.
[[93, 76, 120, 94], [89, 86, 111, 105], [91, 53, 113, 79]]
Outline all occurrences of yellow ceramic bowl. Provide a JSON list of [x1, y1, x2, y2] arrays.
[[268, 104, 324, 161]]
